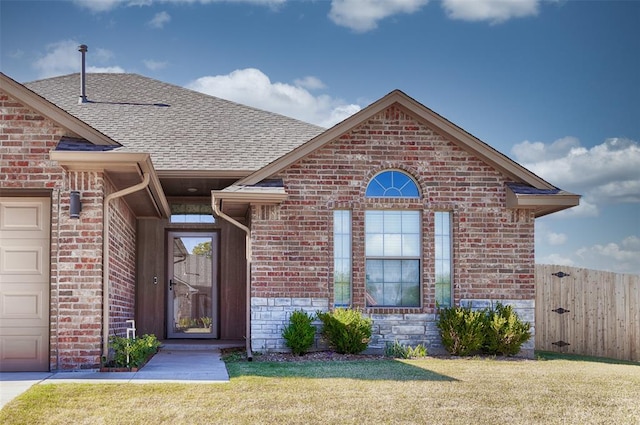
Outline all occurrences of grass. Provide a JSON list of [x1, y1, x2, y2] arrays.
[[1, 355, 639, 424]]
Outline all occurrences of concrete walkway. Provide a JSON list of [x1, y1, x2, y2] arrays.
[[0, 349, 229, 410]]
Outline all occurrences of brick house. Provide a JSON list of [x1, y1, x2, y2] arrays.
[[0, 70, 578, 371]]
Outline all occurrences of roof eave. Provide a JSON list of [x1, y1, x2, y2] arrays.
[[50, 150, 171, 218], [506, 187, 581, 218], [158, 169, 252, 179], [211, 188, 288, 220], [210, 189, 288, 204]]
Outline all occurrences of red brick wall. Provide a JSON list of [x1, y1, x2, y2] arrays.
[[55, 171, 105, 370], [107, 185, 137, 337], [0, 93, 66, 189], [251, 105, 535, 313], [1, 91, 137, 370]]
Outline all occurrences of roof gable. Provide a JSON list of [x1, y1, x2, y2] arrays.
[[236, 89, 579, 217], [239, 90, 554, 189]]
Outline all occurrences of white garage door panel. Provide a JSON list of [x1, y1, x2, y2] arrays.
[[0, 285, 47, 325], [0, 197, 50, 372], [0, 330, 48, 372], [0, 243, 44, 278], [0, 200, 47, 238]]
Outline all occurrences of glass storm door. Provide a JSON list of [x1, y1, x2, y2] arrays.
[[167, 232, 218, 338]]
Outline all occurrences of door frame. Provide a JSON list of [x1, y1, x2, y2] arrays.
[[166, 230, 219, 339]]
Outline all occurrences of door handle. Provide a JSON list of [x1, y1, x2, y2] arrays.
[[169, 279, 175, 291]]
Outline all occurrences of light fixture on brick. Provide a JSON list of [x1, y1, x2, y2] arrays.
[[70, 191, 82, 219]]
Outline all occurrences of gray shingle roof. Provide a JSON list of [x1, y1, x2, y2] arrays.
[[25, 73, 325, 173]]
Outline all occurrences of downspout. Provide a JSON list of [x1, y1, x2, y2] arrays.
[[211, 195, 253, 361], [102, 173, 151, 359]]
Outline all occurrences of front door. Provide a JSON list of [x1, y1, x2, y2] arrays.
[[167, 232, 218, 338]]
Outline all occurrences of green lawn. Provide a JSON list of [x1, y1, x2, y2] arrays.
[[1, 355, 638, 424]]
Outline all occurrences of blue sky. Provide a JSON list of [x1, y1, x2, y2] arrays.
[[2, 0, 639, 274]]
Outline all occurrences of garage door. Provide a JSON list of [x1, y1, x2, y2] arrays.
[[0, 197, 50, 371]]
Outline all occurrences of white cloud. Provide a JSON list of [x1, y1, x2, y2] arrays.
[[71, 0, 545, 30], [442, 0, 539, 24], [546, 232, 567, 246], [34, 40, 82, 78], [553, 198, 599, 219], [536, 252, 575, 267], [88, 66, 126, 73], [536, 222, 568, 247], [294, 76, 326, 90], [33, 40, 124, 79], [73, 0, 125, 12], [576, 236, 640, 275], [328, 0, 429, 32], [537, 231, 640, 275], [143, 59, 169, 70], [148, 11, 171, 28], [186, 68, 360, 127], [93, 47, 116, 63], [73, 0, 284, 13], [511, 136, 580, 163], [512, 137, 640, 216]]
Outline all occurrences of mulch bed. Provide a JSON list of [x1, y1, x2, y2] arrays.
[[252, 351, 387, 362], [221, 347, 385, 362], [221, 348, 532, 363]]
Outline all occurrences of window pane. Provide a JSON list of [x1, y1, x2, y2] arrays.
[[334, 235, 342, 257], [383, 234, 402, 256], [383, 211, 402, 233], [401, 284, 420, 307], [382, 281, 401, 306], [367, 281, 383, 306], [365, 210, 421, 307], [365, 211, 384, 233], [366, 234, 384, 256], [402, 211, 420, 233], [170, 214, 215, 223], [334, 210, 351, 306], [335, 259, 351, 306], [402, 234, 420, 256], [365, 170, 420, 198], [341, 237, 350, 258], [383, 260, 401, 283], [434, 211, 452, 307], [366, 259, 419, 307], [170, 204, 215, 223], [366, 260, 383, 283], [402, 260, 419, 283], [334, 215, 344, 234]]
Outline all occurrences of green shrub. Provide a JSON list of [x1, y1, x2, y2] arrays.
[[437, 303, 532, 357], [436, 305, 485, 356], [384, 340, 428, 359], [282, 310, 316, 356], [317, 308, 372, 354], [483, 303, 532, 356], [108, 334, 161, 368]]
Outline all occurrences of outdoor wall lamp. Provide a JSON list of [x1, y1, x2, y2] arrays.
[[70, 191, 82, 219]]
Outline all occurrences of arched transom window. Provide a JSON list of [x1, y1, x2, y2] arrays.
[[365, 170, 420, 198]]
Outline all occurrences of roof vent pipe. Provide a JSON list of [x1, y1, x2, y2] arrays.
[[78, 44, 88, 104]]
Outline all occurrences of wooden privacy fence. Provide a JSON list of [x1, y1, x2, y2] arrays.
[[535, 264, 640, 362]]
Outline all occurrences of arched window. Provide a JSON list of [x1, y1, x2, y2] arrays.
[[365, 170, 419, 198]]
